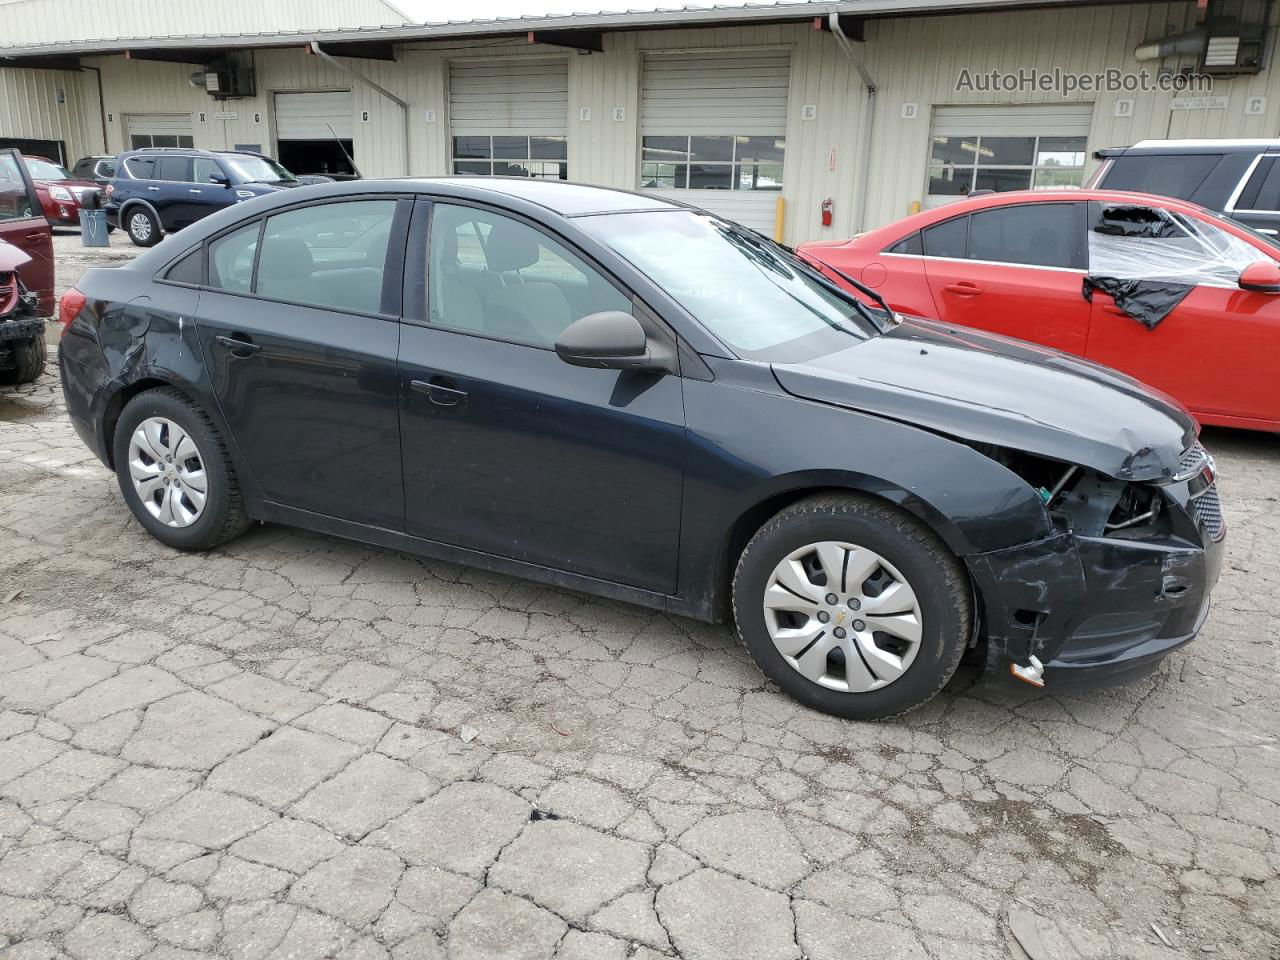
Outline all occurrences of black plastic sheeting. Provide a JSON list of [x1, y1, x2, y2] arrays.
[[1092, 204, 1181, 240], [1082, 275, 1193, 330]]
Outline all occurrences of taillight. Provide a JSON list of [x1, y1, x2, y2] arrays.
[[58, 287, 86, 335]]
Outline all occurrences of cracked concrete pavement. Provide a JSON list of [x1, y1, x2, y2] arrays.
[[0, 236, 1277, 960]]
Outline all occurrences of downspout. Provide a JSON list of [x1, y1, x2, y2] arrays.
[[82, 64, 109, 154], [309, 40, 410, 176], [829, 13, 876, 233]]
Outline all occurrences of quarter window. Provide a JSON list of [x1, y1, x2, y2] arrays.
[[428, 203, 630, 347], [124, 156, 157, 179], [640, 135, 784, 191], [929, 135, 1087, 198], [164, 248, 203, 285], [922, 216, 968, 259], [255, 200, 397, 314], [452, 136, 567, 180]]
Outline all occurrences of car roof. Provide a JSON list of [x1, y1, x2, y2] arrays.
[[121, 148, 264, 159], [1097, 139, 1280, 157], [849, 188, 1212, 245], [422, 176, 684, 217]]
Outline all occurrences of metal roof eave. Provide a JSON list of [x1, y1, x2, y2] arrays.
[[0, 0, 1158, 62]]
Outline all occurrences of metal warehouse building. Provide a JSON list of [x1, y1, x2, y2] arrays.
[[1, 0, 1278, 243]]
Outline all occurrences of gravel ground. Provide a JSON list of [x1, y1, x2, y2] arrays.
[[0, 235, 1276, 960]]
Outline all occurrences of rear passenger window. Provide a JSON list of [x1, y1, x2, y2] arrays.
[[156, 157, 192, 182], [256, 200, 397, 314], [1101, 154, 1220, 201], [208, 223, 259, 294], [968, 203, 1084, 269], [1235, 156, 1280, 212], [922, 216, 968, 259]]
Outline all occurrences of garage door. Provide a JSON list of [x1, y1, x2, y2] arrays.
[[926, 103, 1094, 207], [275, 91, 353, 141], [639, 51, 789, 233], [125, 114, 194, 150], [448, 59, 568, 179]]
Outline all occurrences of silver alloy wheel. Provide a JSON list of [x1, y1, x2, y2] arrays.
[[762, 541, 923, 693], [127, 416, 207, 528], [128, 211, 152, 241]]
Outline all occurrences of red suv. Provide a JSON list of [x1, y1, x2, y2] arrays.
[[0, 148, 53, 383], [22, 155, 103, 228]]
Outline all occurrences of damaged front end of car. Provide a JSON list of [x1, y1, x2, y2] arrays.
[[965, 440, 1225, 689]]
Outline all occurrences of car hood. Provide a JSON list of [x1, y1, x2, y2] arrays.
[[771, 317, 1197, 482]]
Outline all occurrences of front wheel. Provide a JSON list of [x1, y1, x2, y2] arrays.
[[125, 207, 161, 247], [732, 494, 971, 721], [112, 388, 250, 550], [0, 336, 47, 385]]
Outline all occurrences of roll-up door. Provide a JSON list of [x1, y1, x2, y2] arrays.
[[927, 103, 1095, 207], [125, 114, 194, 150], [639, 51, 789, 233], [275, 91, 353, 141], [448, 59, 569, 179]]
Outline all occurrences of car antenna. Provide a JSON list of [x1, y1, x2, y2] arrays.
[[326, 123, 362, 179]]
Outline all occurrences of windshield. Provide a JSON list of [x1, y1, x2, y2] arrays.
[[579, 210, 880, 360], [25, 158, 70, 181], [222, 155, 297, 185]]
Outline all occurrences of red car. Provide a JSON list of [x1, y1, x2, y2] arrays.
[[1, 147, 53, 383], [799, 189, 1280, 432], [22, 155, 103, 228]]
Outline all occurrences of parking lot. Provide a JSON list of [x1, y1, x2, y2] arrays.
[[1, 236, 1277, 960]]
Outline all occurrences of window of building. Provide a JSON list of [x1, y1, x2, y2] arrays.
[[641, 135, 784, 191], [129, 133, 195, 149], [928, 135, 1087, 198], [452, 136, 567, 179], [428, 202, 630, 347]]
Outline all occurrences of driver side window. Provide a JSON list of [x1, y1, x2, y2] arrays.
[[428, 203, 630, 347]]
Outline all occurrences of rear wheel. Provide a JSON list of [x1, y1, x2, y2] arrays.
[[112, 388, 250, 550], [732, 494, 970, 720], [125, 207, 161, 247], [0, 336, 47, 385]]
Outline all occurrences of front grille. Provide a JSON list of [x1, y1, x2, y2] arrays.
[[1179, 440, 1207, 475], [1191, 484, 1226, 542]]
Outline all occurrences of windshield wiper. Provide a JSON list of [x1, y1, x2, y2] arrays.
[[728, 223, 899, 333]]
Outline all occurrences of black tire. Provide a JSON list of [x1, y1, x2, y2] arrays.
[[112, 387, 250, 551], [732, 494, 971, 721], [0, 336, 47, 385], [124, 206, 161, 247]]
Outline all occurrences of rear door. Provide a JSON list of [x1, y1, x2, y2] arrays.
[[920, 202, 1092, 355], [193, 196, 410, 528], [152, 155, 194, 229], [0, 148, 53, 316]]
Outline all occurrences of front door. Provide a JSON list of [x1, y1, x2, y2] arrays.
[[1084, 202, 1280, 424], [0, 148, 53, 316], [398, 201, 686, 594], [920, 202, 1092, 355], [194, 196, 409, 528]]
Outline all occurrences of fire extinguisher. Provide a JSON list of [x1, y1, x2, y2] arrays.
[[821, 198, 833, 227]]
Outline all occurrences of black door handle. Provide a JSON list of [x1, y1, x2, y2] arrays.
[[410, 377, 468, 406], [214, 334, 261, 356]]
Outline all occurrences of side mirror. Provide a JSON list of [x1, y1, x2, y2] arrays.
[[209, 171, 230, 187], [1238, 261, 1280, 293], [555, 311, 654, 370]]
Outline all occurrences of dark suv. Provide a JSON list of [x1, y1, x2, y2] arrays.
[[106, 148, 300, 247], [1089, 139, 1280, 238]]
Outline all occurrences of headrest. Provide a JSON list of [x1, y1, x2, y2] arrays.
[[482, 220, 539, 272], [259, 236, 313, 276]]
